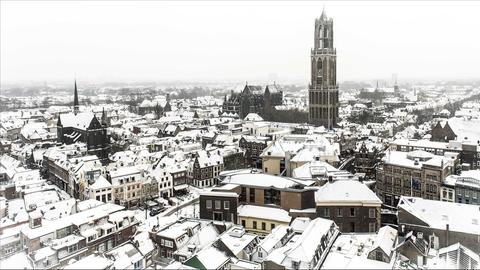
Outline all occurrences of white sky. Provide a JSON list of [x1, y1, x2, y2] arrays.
[[1, 1, 480, 85]]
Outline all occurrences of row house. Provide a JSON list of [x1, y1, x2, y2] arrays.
[[21, 202, 138, 269], [189, 150, 224, 188], [42, 143, 87, 196], [390, 138, 480, 170], [148, 164, 174, 199], [262, 217, 340, 269], [442, 170, 480, 205], [239, 136, 269, 168], [315, 180, 382, 233], [107, 166, 144, 208], [353, 141, 385, 180]]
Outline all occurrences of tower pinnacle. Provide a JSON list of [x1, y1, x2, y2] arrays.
[[73, 79, 79, 115]]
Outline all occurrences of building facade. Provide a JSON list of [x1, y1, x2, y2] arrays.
[[199, 191, 238, 223], [376, 150, 458, 207]]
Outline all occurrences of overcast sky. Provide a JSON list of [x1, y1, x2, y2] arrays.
[[1, 1, 479, 85]]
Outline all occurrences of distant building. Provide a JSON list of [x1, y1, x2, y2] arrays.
[[239, 136, 269, 168], [222, 84, 283, 119], [354, 141, 385, 180], [308, 10, 339, 128]]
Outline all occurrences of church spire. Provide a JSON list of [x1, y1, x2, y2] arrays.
[[101, 107, 107, 126], [74, 79, 79, 115]]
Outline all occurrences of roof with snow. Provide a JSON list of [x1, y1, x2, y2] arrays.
[[237, 205, 292, 223], [315, 180, 382, 205], [219, 171, 308, 189], [59, 112, 96, 130], [398, 196, 480, 235]]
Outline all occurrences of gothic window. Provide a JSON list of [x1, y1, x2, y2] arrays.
[[317, 60, 323, 76]]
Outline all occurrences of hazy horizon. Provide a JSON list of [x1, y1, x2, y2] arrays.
[[2, 1, 480, 86]]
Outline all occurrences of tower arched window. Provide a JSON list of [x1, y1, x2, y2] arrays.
[[317, 59, 323, 85]]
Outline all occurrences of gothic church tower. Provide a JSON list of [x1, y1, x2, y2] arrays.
[[308, 9, 339, 129]]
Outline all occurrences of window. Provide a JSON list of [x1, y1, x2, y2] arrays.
[[241, 219, 246, 227], [262, 222, 266, 230], [369, 209, 376, 218], [206, 200, 212, 209], [324, 208, 330, 217], [369, 223, 376, 232], [98, 243, 106, 253], [240, 187, 247, 202], [350, 208, 356, 217], [213, 212, 223, 221], [163, 240, 174, 248], [224, 201, 230, 210], [253, 221, 257, 229], [68, 244, 78, 253], [265, 167, 268, 173], [258, 251, 263, 258], [337, 208, 343, 217], [134, 260, 143, 270], [215, 200, 221, 209], [250, 188, 255, 202], [271, 223, 275, 230]]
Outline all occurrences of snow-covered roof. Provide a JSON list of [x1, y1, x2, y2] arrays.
[[382, 150, 455, 169], [59, 112, 95, 130], [244, 113, 264, 122], [220, 171, 306, 189], [237, 205, 291, 223], [192, 245, 230, 269], [290, 217, 311, 233], [292, 160, 338, 179], [369, 226, 397, 257], [398, 196, 480, 235], [89, 175, 112, 190], [258, 225, 290, 253], [218, 226, 257, 256], [315, 180, 382, 205], [266, 217, 339, 268], [64, 254, 113, 270], [199, 191, 238, 198]]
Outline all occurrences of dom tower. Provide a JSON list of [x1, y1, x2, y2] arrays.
[[308, 10, 339, 129]]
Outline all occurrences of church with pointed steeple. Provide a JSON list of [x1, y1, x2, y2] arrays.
[[57, 80, 110, 163], [308, 9, 339, 129]]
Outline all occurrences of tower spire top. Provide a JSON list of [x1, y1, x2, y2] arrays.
[[73, 79, 79, 115], [320, 5, 326, 20]]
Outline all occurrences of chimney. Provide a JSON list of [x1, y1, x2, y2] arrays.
[[445, 224, 449, 247], [74, 199, 82, 213], [28, 210, 42, 229]]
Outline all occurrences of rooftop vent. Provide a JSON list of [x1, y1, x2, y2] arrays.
[[229, 227, 245, 238]]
